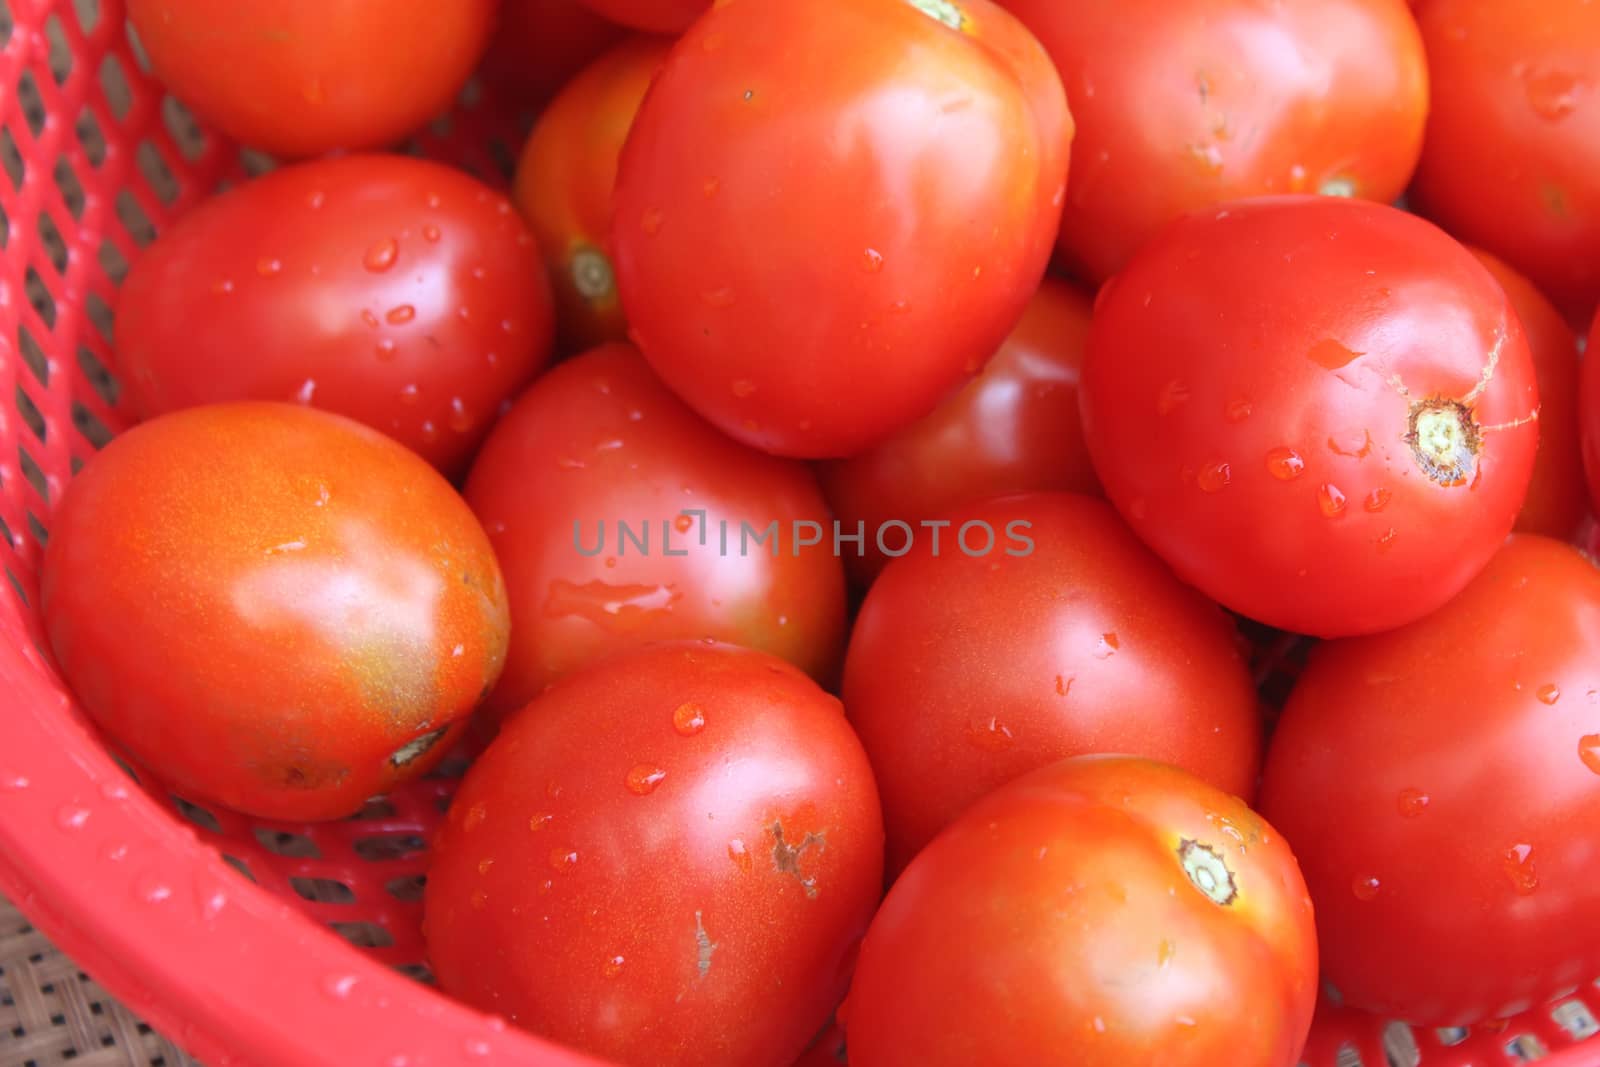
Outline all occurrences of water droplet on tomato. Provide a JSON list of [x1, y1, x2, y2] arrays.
[[548, 847, 579, 872], [1094, 632, 1120, 658], [1308, 338, 1364, 369], [364, 238, 398, 273], [1397, 789, 1430, 817], [1537, 684, 1561, 705], [470, 889, 488, 910], [673, 703, 706, 736], [422, 224, 441, 243], [1327, 429, 1373, 458], [1579, 735, 1600, 775], [966, 716, 1015, 751], [419, 421, 439, 444], [256, 257, 282, 278], [374, 339, 397, 361], [55, 806, 89, 831], [1524, 68, 1580, 120], [1197, 461, 1231, 493], [1318, 483, 1348, 517], [862, 248, 884, 273], [1364, 488, 1391, 512], [1157, 379, 1191, 415], [1376, 528, 1397, 553], [1224, 398, 1252, 423], [477, 857, 494, 876], [1351, 875, 1381, 901], [528, 812, 553, 832], [398, 383, 419, 405], [449, 398, 474, 434], [386, 304, 416, 325], [625, 765, 667, 795], [603, 955, 625, 979], [1265, 447, 1304, 481], [462, 803, 487, 831], [361, 309, 380, 329], [307, 190, 326, 209], [1503, 844, 1538, 894], [323, 974, 358, 1000], [211, 278, 234, 295], [295, 379, 317, 405], [728, 839, 752, 873]]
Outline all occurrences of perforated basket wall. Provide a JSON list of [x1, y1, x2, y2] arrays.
[[0, 1, 1595, 1065]]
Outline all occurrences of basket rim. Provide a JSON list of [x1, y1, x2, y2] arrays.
[[0, 633, 610, 1067]]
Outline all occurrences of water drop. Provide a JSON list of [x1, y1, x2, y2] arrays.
[[1308, 338, 1364, 369], [625, 764, 667, 795], [1264, 447, 1304, 481], [210, 278, 234, 295], [1397, 789, 1430, 817], [323, 974, 359, 1000], [603, 955, 626, 978], [375, 339, 397, 361], [361, 309, 380, 329], [862, 248, 884, 273], [1364, 488, 1391, 512], [1094, 632, 1120, 658], [477, 857, 495, 876], [966, 716, 1015, 751], [1351, 875, 1381, 901], [728, 838, 752, 873], [1328, 429, 1373, 458], [701, 287, 735, 308], [1579, 735, 1600, 775], [137, 875, 174, 905], [364, 238, 398, 272], [548, 847, 579, 872], [398, 383, 419, 405], [420, 421, 439, 444], [462, 802, 487, 831], [528, 812, 553, 832], [641, 208, 664, 236], [1376, 528, 1397, 553], [386, 304, 416, 325], [422, 224, 441, 243], [295, 379, 317, 405], [1537, 684, 1561, 705], [0, 772, 31, 792], [470, 889, 488, 910], [464, 1039, 492, 1058], [1197, 461, 1231, 493], [256, 257, 282, 277], [100, 781, 128, 801], [1317, 483, 1348, 517], [1503, 844, 1539, 894], [673, 702, 706, 736], [1224, 398, 1252, 422], [1524, 68, 1580, 120], [56, 806, 90, 831], [1157, 379, 1191, 415], [449, 398, 474, 434], [307, 190, 326, 209]]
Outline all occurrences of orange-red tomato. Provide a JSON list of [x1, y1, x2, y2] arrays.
[[126, 0, 495, 158], [463, 344, 847, 724], [842, 757, 1319, 1067], [425, 642, 884, 1066], [577, 0, 707, 34], [1580, 310, 1600, 517], [611, 0, 1072, 458], [40, 403, 508, 821], [1471, 249, 1585, 538], [478, 0, 627, 112], [115, 154, 555, 476], [818, 277, 1098, 585], [1412, 0, 1600, 322], [513, 37, 669, 352], [997, 0, 1427, 283], [842, 493, 1262, 876]]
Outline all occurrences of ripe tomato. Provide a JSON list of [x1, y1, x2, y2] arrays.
[[115, 155, 555, 477], [842, 492, 1261, 875], [611, 0, 1072, 458], [996, 0, 1427, 283], [424, 642, 884, 1066], [1471, 249, 1585, 538], [462, 343, 847, 725], [577, 0, 707, 34], [791, 1021, 847, 1066], [40, 403, 509, 821], [818, 277, 1098, 585], [1411, 0, 1600, 322], [1580, 310, 1600, 516], [477, 0, 626, 111], [513, 37, 669, 352], [1259, 535, 1600, 1025], [842, 756, 1318, 1067], [1082, 196, 1540, 638], [126, 0, 494, 158]]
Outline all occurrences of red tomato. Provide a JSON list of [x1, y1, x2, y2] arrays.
[[513, 37, 669, 352], [126, 0, 494, 158], [1259, 535, 1600, 1025], [818, 277, 1099, 585], [842, 756, 1318, 1067], [477, 0, 627, 112], [791, 1021, 847, 1066], [1082, 196, 1539, 638], [424, 642, 884, 1066], [996, 0, 1427, 283], [578, 0, 707, 34], [40, 403, 509, 821], [463, 343, 847, 724], [842, 492, 1261, 876], [1581, 310, 1600, 515], [1411, 0, 1600, 323], [611, 0, 1072, 458], [1471, 249, 1585, 538], [115, 155, 555, 477]]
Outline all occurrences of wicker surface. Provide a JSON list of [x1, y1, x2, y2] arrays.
[[0, 892, 196, 1067]]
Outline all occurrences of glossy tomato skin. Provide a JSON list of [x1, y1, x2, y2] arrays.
[[843, 492, 1261, 876], [126, 0, 493, 158], [424, 642, 884, 1067], [115, 155, 555, 477], [1082, 196, 1539, 638], [612, 0, 1072, 458], [40, 403, 509, 821], [578, 0, 707, 34], [1260, 535, 1600, 1025], [513, 37, 669, 352], [997, 0, 1426, 283], [843, 757, 1318, 1067], [478, 0, 627, 111], [1471, 249, 1585, 538], [1412, 0, 1600, 322], [818, 277, 1099, 585], [1581, 310, 1600, 516], [463, 343, 847, 724]]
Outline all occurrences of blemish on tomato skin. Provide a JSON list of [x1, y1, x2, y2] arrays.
[[770, 820, 824, 899]]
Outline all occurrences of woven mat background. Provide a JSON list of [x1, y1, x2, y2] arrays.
[[0, 893, 196, 1067]]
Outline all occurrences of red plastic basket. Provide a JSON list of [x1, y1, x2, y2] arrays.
[[0, 2, 1596, 1065]]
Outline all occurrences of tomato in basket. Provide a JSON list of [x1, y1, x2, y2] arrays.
[[424, 641, 883, 1067], [114, 154, 555, 477], [1260, 534, 1600, 1026], [125, 0, 496, 158], [1081, 195, 1540, 638], [841, 756, 1319, 1067], [478, 0, 628, 111], [842, 492, 1262, 876], [1580, 308, 1600, 515], [610, 0, 1073, 458], [39, 402, 509, 822]]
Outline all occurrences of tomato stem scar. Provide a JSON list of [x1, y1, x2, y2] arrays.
[[1178, 839, 1237, 906]]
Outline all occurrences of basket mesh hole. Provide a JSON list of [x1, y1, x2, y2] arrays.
[[1333, 1043, 1362, 1067], [487, 138, 517, 182], [17, 69, 45, 138], [0, 513, 16, 550], [43, 12, 72, 85], [26, 511, 47, 548], [16, 385, 46, 443], [330, 921, 394, 949], [75, 105, 106, 166], [24, 265, 56, 328], [394, 962, 436, 985], [353, 833, 426, 862], [108, 751, 141, 783], [18, 324, 48, 384], [114, 188, 156, 247], [19, 442, 49, 500], [289, 877, 357, 905], [1506, 1034, 1548, 1061], [98, 52, 131, 121], [136, 139, 179, 205], [77, 340, 118, 403], [1553, 999, 1600, 1040], [1434, 1027, 1469, 1046], [171, 796, 222, 835], [0, 0, 12, 48], [95, 239, 127, 289], [240, 148, 278, 178], [72, 400, 113, 450], [384, 874, 426, 903], [426, 750, 472, 780], [220, 854, 256, 884], [1381, 1021, 1419, 1067], [72, 0, 101, 34], [160, 95, 206, 161], [124, 18, 151, 72], [6, 567, 30, 608], [1, 126, 23, 191], [1, 198, 10, 249], [37, 208, 69, 271], [349, 797, 398, 820], [253, 828, 322, 859]]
